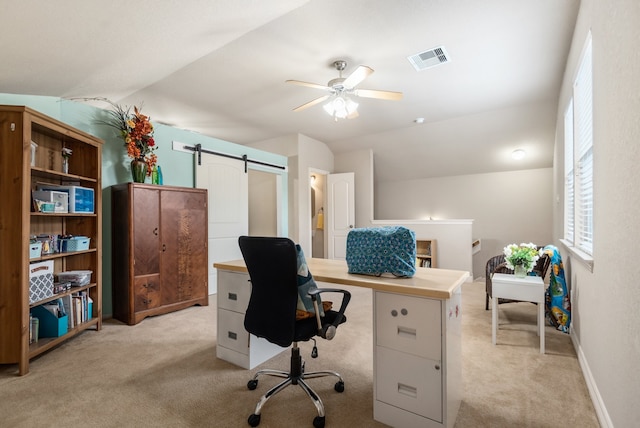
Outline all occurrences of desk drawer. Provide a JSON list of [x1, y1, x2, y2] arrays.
[[218, 270, 252, 313], [376, 346, 442, 422], [218, 308, 249, 355], [375, 291, 441, 360]]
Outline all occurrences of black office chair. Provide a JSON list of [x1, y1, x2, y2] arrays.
[[238, 236, 351, 428]]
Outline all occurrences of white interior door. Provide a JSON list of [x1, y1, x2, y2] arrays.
[[196, 154, 248, 294], [327, 172, 355, 260]]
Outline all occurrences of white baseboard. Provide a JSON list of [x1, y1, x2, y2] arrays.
[[571, 332, 613, 427]]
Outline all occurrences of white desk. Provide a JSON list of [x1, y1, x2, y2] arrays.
[[491, 273, 545, 354], [214, 258, 468, 428]]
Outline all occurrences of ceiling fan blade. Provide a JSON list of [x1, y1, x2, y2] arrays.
[[342, 65, 374, 88], [286, 80, 331, 91], [293, 95, 331, 112], [354, 88, 403, 101]]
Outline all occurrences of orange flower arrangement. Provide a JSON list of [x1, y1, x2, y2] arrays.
[[104, 101, 157, 175]]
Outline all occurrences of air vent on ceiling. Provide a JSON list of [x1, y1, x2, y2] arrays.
[[407, 46, 450, 71]]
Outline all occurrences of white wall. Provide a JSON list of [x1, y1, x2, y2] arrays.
[[376, 168, 553, 278], [551, 1, 640, 426], [335, 149, 474, 275]]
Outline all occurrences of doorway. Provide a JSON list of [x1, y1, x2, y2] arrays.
[[249, 169, 279, 236], [310, 172, 326, 258]]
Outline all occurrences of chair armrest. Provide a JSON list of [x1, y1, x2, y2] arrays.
[[308, 288, 351, 335]]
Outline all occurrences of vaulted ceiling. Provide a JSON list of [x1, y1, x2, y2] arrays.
[[0, 0, 579, 182]]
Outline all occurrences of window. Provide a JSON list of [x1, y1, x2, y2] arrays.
[[564, 34, 593, 261]]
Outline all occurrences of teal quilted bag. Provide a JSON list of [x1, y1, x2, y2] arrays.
[[346, 226, 416, 277]]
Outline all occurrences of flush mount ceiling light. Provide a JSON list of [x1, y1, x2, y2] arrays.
[[512, 149, 526, 160]]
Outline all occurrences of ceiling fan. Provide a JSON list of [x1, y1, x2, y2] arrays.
[[286, 60, 403, 120]]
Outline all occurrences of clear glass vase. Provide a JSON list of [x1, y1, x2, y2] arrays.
[[514, 264, 527, 278]]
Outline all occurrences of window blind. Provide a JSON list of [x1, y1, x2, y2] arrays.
[[573, 35, 594, 255], [564, 100, 574, 243]]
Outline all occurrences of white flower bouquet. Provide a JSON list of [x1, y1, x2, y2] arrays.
[[503, 242, 542, 273]]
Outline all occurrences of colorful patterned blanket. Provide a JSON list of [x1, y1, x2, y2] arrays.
[[544, 245, 571, 333]]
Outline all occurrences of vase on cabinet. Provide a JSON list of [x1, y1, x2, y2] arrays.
[[131, 158, 147, 183]]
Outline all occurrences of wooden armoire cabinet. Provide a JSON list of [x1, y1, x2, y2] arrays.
[[111, 183, 208, 325]]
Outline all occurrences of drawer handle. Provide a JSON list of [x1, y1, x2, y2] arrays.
[[228, 292, 238, 301], [397, 383, 417, 398], [228, 331, 237, 340], [397, 326, 417, 339]]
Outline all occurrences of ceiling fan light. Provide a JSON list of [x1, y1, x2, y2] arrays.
[[345, 97, 358, 112], [323, 96, 359, 119]]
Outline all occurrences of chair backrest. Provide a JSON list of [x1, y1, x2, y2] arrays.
[[532, 252, 551, 280], [485, 254, 506, 289], [239, 236, 299, 348]]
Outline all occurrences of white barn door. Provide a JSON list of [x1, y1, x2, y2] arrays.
[[196, 154, 248, 294]]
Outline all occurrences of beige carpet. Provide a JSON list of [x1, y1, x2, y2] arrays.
[[0, 281, 599, 427]]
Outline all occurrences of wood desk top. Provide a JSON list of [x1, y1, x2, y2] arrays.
[[214, 258, 468, 299]]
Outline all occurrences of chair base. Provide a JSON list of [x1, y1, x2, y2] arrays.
[[246, 343, 344, 427]]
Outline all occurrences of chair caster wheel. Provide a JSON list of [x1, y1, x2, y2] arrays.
[[334, 381, 345, 392], [313, 416, 325, 428], [248, 413, 261, 427], [247, 380, 258, 390]]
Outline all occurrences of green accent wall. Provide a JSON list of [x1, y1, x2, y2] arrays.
[[1, 94, 288, 316]]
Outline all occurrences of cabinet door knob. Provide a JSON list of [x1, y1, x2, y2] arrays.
[[391, 309, 398, 317], [435, 364, 440, 370], [401, 308, 408, 316]]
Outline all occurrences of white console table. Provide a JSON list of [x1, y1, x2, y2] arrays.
[[491, 273, 545, 354], [214, 258, 468, 428]]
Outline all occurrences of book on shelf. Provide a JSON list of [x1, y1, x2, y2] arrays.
[[61, 295, 74, 328], [70, 291, 92, 325]]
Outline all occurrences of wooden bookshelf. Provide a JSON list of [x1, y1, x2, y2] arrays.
[[0, 105, 103, 375], [416, 239, 437, 268]]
